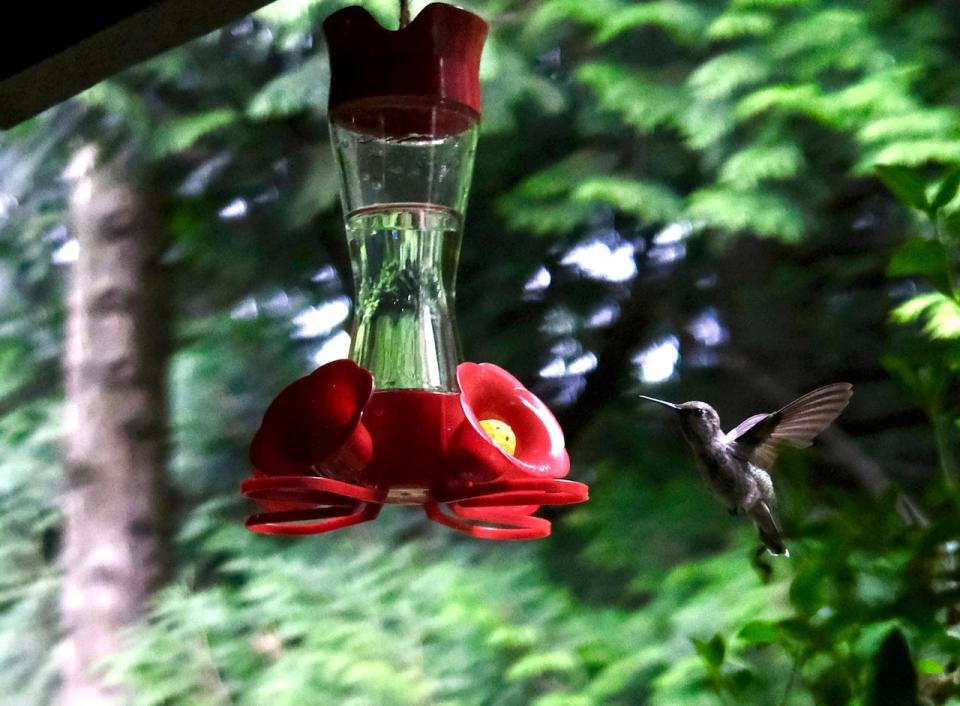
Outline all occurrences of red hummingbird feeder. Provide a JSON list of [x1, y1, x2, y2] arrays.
[[241, 2, 588, 539]]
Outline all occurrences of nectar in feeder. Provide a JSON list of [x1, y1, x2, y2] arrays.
[[241, 2, 588, 540]]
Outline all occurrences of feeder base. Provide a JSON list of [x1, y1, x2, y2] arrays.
[[241, 475, 588, 540]]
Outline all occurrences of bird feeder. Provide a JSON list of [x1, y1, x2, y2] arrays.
[[241, 2, 588, 539]]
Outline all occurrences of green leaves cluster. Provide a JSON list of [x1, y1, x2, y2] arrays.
[[500, 0, 960, 245], [108, 504, 799, 706], [876, 162, 960, 502]]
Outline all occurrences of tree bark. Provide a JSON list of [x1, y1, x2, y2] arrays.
[[60, 146, 172, 706]]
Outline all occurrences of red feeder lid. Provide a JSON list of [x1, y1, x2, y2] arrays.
[[323, 3, 487, 136]]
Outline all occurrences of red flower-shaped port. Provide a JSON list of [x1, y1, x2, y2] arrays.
[[242, 360, 588, 540], [448, 362, 570, 480], [427, 363, 586, 539], [244, 360, 383, 534]]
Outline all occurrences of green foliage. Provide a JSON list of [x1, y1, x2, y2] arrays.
[[892, 293, 960, 340], [593, 1, 709, 46], [691, 634, 725, 669], [247, 56, 330, 120], [498, 151, 617, 235], [150, 110, 238, 158], [687, 52, 770, 103], [572, 178, 682, 224], [687, 186, 804, 241], [876, 160, 960, 503], [105, 503, 804, 706], [718, 141, 803, 188], [737, 620, 778, 645], [575, 63, 688, 135], [876, 165, 932, 215], [0, 404, 62, 706]]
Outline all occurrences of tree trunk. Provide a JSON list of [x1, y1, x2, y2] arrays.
[[60, 146, 172, 706]]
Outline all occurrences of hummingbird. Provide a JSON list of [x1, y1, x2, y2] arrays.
[[640, 383, 853, 556]]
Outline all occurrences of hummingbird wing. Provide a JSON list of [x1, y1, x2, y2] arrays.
[[725, 383, 853, 469]]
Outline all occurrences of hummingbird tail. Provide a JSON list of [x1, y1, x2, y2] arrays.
[[750, 501, 789, 556]]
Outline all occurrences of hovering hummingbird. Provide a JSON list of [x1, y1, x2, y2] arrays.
[[640, 383, 853, 556]]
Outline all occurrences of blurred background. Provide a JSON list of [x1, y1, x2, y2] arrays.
[[1, 0, 959, 704]]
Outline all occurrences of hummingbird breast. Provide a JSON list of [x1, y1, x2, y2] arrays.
[[690, 440, 752, 509]]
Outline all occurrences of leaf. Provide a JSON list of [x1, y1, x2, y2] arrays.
[[924, 296, 960, 338], [585, 653, 650, 700], [930, 167, 960, 212], [77, 82, 151, 140], [572, 178, 682, 223], [891, 292, 960, 339], [486, 625, 539, 649], [858, 110, 960, 144], [692, 634, 725, 669], [737, 620, 779, 645], [736, 84, 823, 122], [875, 164, 930, 212], [254, 0, 327, 34], [512, 151, 619, 200], [149, 110, 237, 159], [506, 650, 580, 681], [526, 0, 619, 35], [892, 292, 945, 324], [594, 1, 708, 46], [862, 140, 960, 173], [718, 142, 804, 187], [687, 52, 770, 101], [883, 353, 954, 404], [498, 151, 619, 235], [887, 238, 951, 293], [532, 695, 594, 706], [771, 9, 874, 70], [854, 620, 903, 660], [686, 186, 805, 241], [576, 63, 688, 134], [706, 10, 775, 39], [917, 658, 944, 675], [247, 56, 329, 120], [480, 37, 567, 135]]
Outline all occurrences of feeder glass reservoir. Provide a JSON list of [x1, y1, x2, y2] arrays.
[[331, 102, 478, 392]]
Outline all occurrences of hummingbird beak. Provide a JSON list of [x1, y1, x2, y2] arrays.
[[639, 395, 679, 410]]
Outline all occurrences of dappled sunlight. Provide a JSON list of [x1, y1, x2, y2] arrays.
[[561, 233, 637, 283], [218, 197, 249, 220], [648, 221, 692, 265], [312, 329, 351, 366], [51, 238, 79, 265], [538, 351, 597, 379], [688, 308, 729, 348], [633, 336, 680, 385], [292, 296, 350, 339], [523, 265, 551, 294]]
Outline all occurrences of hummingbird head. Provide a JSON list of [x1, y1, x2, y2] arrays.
[[639, 396, 722, 443]]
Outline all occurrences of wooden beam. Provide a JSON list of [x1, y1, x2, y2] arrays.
[[0, 0, 272, 129]]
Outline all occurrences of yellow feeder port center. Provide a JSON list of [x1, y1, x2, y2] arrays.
[[479, 419, 517, 456]]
